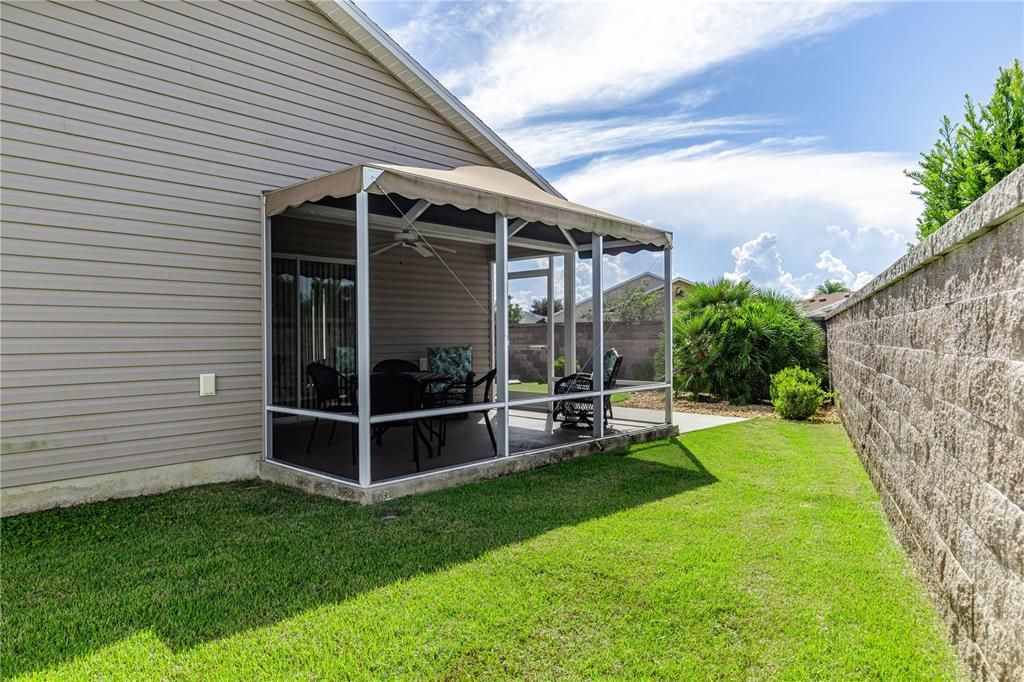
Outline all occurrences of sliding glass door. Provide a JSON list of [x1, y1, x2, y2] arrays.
[[271, 256, 356, 409]]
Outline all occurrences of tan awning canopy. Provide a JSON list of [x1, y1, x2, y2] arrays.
[[264, 163, 671, 248]]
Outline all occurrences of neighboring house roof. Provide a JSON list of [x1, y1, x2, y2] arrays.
[[517, 310, 546, 324], [668, 276, 696, 291], [799, 292, 854, 319], [550, 273, 694, 322], [312, 0, 562, 198]]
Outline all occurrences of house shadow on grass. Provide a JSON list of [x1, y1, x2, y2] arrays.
[[2, 438, 713, 676]]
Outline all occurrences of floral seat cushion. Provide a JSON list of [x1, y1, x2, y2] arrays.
[[335, 346, 356, 375], [428, 346, 472, 379], [427, 346, 473, 395]]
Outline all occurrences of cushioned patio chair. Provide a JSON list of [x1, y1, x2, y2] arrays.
[[427, 345, 474, 406], [551, 349, 624, 427]]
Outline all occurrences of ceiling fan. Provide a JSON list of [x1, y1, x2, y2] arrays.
[[371, 228, 456, 258]]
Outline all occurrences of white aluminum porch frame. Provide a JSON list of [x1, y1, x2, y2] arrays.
[[261, 179, 674, 487], [506, 258, 557, 399]]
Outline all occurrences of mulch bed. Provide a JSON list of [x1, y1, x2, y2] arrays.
[[620, 391, 841, 424]]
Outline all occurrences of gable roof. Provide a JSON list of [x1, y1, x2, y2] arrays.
[[799, 292, 853, 318], [550, 272, 691, 322], [518, 310, 547, 324], [312, 0, 562, 198]]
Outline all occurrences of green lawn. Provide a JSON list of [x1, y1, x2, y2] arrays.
[[1, 421, 961, 680]]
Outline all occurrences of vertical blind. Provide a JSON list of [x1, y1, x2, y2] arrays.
[[271, 256, 356, 408]]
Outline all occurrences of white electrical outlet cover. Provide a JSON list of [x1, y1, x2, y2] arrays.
[[199, 373, 216, 396]]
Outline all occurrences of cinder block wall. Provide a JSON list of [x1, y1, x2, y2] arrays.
[[827, 168, 1023, 681]]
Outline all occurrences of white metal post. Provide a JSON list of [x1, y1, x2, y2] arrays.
[[261, 196, 273, 461], [490, 260, 496, 377], [495, 214, 510, 457], [546, 256, 556, 394], [356, 187, 372, 485], [591, 234, 604, 439], [295, 258, 302, 406], [563, 250, 576, 377], [663, 246, 674, 425]]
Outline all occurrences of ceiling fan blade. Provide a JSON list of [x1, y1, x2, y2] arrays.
[[412, 243, 433, 257], [431, 244, 457, 254], [371, 242, 400, 256]]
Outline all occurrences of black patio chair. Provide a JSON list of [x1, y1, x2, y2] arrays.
[[603, 352, 625, 420], [551, 349, 624, 427], [373, 358, 419, 373], [370, 372, 435, 471], [305, 362, 357, 464], [438, 368, 498, 455]]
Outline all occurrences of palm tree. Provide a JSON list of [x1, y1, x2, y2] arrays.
[[667, 278, 825, 404], [813, 280, 850, 295]]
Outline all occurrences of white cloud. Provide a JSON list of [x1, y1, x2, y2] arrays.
[[371, 2, 903, 299], [506, 251, 659, 307], [815, 250, 874, 290], [553, 139, 917, 284], [503, 113, 776, 168], [573, 256, 631, 301], [826, 223, 910, 249], [557, 140, 919, 233], [721, 234, 876, 298], [724, 232, 816, 297], [392, 2, 869, 128], [825, 225, 852, 241]]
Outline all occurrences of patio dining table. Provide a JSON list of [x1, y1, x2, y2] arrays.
[[370, 370, 454, 409]]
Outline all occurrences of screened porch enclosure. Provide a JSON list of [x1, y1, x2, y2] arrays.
[[262, 164, 674, 490]]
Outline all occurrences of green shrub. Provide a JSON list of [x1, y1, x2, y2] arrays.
[[554, 355, 580, 377], [671, 279, 825, 404], [770, 367, 825, 420]]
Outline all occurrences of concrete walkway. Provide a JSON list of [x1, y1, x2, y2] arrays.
[[613, 407, 749, 434], [672, 411, 749, 433]]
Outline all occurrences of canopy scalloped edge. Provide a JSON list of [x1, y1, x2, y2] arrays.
[[264, 164, 671, 248]]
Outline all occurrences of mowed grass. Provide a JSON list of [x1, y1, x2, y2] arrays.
[[1, 421, 961, 680]]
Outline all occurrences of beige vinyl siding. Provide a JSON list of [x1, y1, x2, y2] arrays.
[[272, 218, 493, 380], [0, 0, 498, 488]]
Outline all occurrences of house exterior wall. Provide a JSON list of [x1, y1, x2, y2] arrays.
[[271, 217, 492, 378], [0, 0, 500, 510], [826, 168, 1024, 681]]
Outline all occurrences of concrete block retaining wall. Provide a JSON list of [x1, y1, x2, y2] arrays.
[[826, 168, 1024, 680]]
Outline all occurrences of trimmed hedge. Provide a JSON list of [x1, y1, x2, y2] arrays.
[[770, 366, 825, 420]]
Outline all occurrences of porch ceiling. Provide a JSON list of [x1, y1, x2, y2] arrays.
[[264, 163, 671, 249]]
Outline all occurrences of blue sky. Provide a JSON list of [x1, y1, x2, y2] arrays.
[[362, 1, 1022, 302]]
